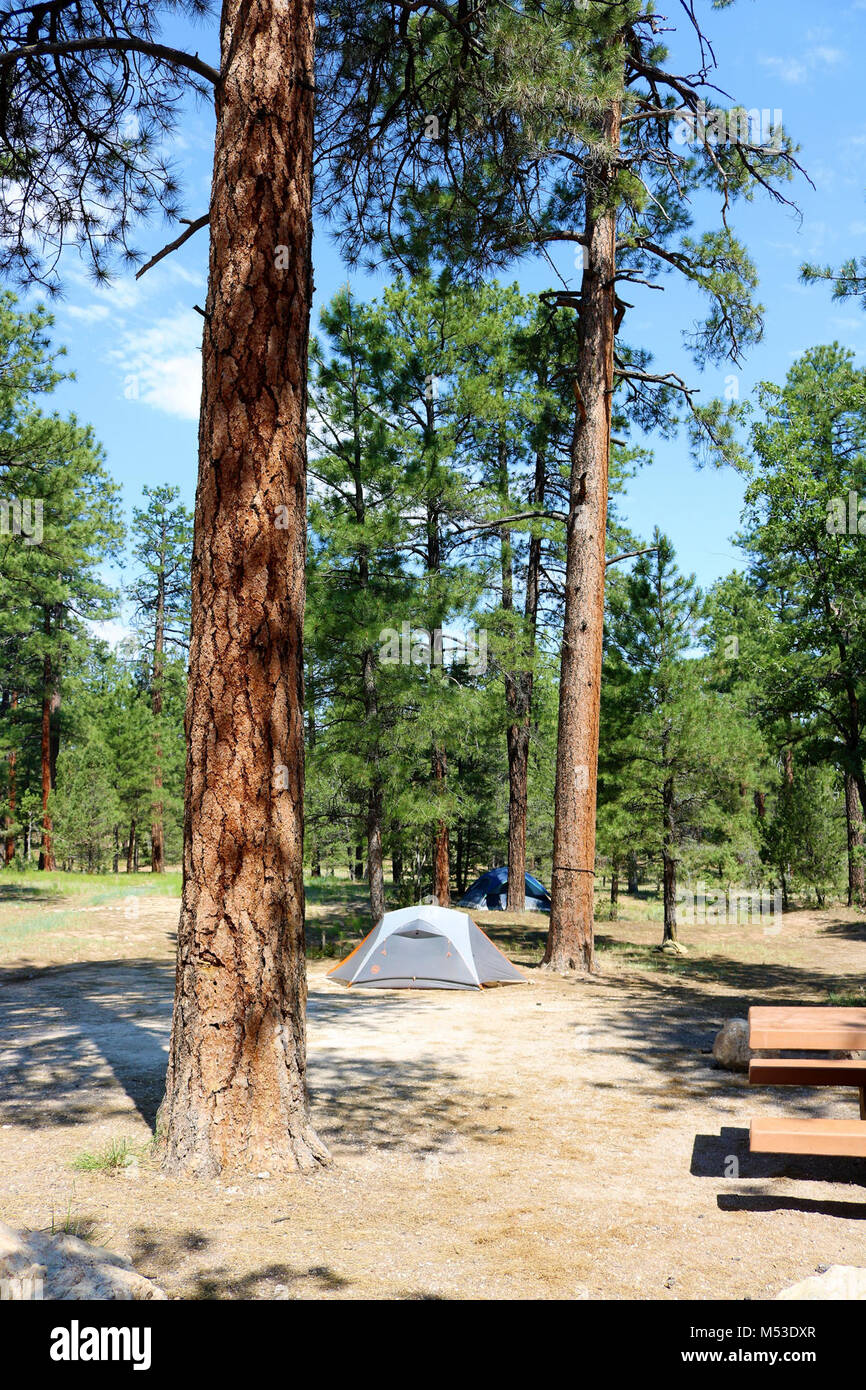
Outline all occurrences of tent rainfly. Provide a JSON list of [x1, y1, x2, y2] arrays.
[[328, 904, 527, 991], [459, 866, 551, 913]]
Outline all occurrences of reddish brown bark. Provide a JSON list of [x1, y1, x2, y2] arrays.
[[160, 0, 327, 1176], [126, 817, 136, 875], [432, 745, 451, 907], [544, 101, 621, 973], [506, 717, 529, 910], [504, 422, 546, 912]]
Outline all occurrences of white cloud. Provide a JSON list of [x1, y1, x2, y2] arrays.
[[110, 309, 202, 420], [88, 617, 135, 650], [65, 303, 112, 323], [760, 41, 845, 85], [760, 56, 807, 84]]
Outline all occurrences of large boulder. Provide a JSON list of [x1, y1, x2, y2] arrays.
[[776, 1266, 866, 1300], [0, 1221, 166, 1300], [712, 1018, 752, 1071]]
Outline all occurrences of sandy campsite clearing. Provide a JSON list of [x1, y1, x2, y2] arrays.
[[0, 884, 864, 1300]]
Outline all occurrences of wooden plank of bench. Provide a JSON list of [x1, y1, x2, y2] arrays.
[[750, 1117, 866, 1158], [749, 1058, 866, 1087], [749, 1005, 866, 1051]]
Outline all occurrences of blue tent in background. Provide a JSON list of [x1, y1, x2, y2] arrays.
[[459, 866, 551, 913]]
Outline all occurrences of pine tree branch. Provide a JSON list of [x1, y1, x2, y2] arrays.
[[135, 215, 209, 280], [0, 35, 220, 87], [606, 547, 658, 568]]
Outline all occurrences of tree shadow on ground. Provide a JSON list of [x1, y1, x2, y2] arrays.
[[127, 1225, 351, 1299], [0, 959, 173, 1129], [307, 988, 516, 1153], [555, 952, 866, 1136], [815, 917, 866, 943], [0, 958, 511, 1155], [0, 884, 61, 903]]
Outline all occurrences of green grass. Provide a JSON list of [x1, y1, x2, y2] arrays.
[[0, 869, 182, 902], [47, 1198, 96, 1240], [827, 986, 866, 1007], [72, 1137, 145, 1173]]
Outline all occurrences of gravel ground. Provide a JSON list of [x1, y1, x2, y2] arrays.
[[0, 891, 864, 1299]]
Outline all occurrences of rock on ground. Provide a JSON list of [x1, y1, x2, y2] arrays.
[[712, 1018, 752, 1071], [0, 1221, 167, 1300], [776, 1266, 866, 1300], [712, 1019, 866, 1072]]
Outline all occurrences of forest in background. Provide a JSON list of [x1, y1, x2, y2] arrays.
[[4, 0, 866, 1174], [3, 283, 866, 940]]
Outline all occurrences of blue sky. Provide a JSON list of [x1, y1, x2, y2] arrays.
[[28, 0, 866, 615]]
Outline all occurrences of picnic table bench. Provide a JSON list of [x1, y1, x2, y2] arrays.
[[748, 1006, 866, 1158]]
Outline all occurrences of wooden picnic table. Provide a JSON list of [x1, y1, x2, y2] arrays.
[[747, 1006, 866, 1158], [749, 1005, 866, 1051]]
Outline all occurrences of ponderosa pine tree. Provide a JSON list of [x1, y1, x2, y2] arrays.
[[305, 288, 415, 927], [0, 303, 121, 870], [606, 533, 758, 944], [128, 485, 192, 873], [717, 348, 866, 879], [320, 1, 802, 971], [2, 0, 499, 1173]]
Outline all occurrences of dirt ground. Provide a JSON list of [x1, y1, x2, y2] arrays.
[[0, 888, 864, 1300]]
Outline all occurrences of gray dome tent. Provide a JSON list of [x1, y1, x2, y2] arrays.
[[459, 866, 551, 912], [328, 904, 526, 991]]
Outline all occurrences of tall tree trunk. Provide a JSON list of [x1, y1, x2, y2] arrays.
[[126, 818, 136, 875], [662, 852, 677, 943], [4, 690, 17, 863], [626, 849, 639, 895], [610, 859, 619, 920], [505, 431, 546, 912], [38, 648, 57, 871], [150, 565, 166, 873], [350, 356, 386, 928], [366, 784, 385, 924], [753, 789, 766, 820], [845, 772, 865, 908], [160, 0, 326, 1177], [506, 719, 529, 910], [544, 102, 621, 972], [432, 745, 451, 906], [362, 647, 385, 926], [499, 426, 526, 913]]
